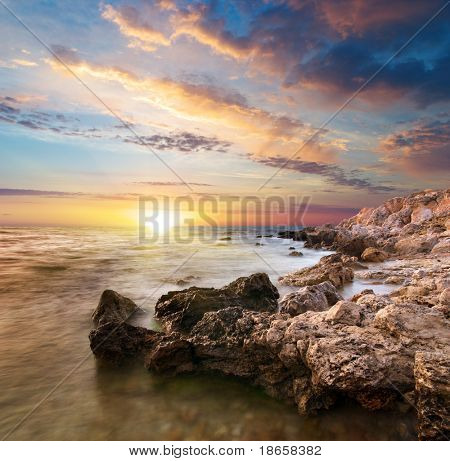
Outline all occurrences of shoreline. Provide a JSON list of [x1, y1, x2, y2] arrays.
[[88, 189, 449, 441]]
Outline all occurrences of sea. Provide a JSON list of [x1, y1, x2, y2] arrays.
[[0, 226, 415, 440]]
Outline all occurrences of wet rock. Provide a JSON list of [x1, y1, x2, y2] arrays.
[[289, 251, 303, 256], [279, 282, 342, 316], [361, 247, 389, 262], [89, 321, 163, 364], [279, 253, 354, 288], [154, 273, 279, 333], [92, 290, 138, 326], [415, 352, 450, 440], [289, 246, 296, 250], [219, 236, 232, 241], [145, 338, 194, 376]]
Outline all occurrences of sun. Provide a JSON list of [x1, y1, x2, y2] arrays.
[[145, 209, 185, 234]]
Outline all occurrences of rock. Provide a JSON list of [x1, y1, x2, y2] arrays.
[[439, 288, 450, 306], [154, 273, 279, 332], [255, 242, 264, 246], [279, 253, 354, 288], [219, 236, 232, 241], [431, 238, 450, 254], [325, 301, 362, 326], [395, 236, 438, 255], [89, 321, 163, 364], [289, 251, 303, 256], [361, 247, 389, 262], [279, 281, 342, 316], [92, 290, 138, 326], [145, 338, 194, 376], [289, 246, 296, 250], [385, 276, 404, 285], [415, 352, 450, 440]]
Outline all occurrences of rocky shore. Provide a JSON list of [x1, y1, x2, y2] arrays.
[[89, 189, 449, 440]]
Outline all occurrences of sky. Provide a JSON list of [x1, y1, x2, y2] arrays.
[[0, 0, 449, 227]]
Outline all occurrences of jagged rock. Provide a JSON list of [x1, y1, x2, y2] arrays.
[[415, 352, 450, 440], [89, 321, 163, 364], [289, 251, 303, 256], [361, 247, 389, 262], [279, 253, 354, 288], [154, 273, 279, 332], [325, 301, 362, 326], [145, 338, 194, 376], [395, 236, 438, 255], [92, 290, 137, 326], [439, 288, 450, 306], [279, 282, 342, 316]]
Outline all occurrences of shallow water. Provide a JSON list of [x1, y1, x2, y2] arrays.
[[0, 227, 414, 440]]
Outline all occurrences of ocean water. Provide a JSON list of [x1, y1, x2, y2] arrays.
[[0, 227, 414, 440]]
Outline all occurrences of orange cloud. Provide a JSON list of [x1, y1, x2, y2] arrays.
[[170, 7, 258, 60], [101, 4, 170, 52]]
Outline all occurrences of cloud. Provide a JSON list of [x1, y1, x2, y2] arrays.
[[123, 131, 231, 153], [250, 154, 398, 193], [11, 59, 38, 67], [167, 0, 450, 107], [380, 119, 450, 175], [318, 0, 440, 37], [133, 181, 213, 186], [0, 188, 140, 201], [156, 0, 178, 11], [0, 93, 234, 155], [0, 188, 83, 197], [101, 4, 170, 52], [47, 45, 308, 144]]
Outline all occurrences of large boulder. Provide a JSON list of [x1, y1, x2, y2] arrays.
[[92, 289, 137, 326], [279, 253, 354, 288], [279, 281, 342, 316], [154, 272, 279, 333], [415, 352, 450, 440]]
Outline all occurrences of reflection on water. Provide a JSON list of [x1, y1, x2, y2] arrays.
[[0, 227, 413, 440]]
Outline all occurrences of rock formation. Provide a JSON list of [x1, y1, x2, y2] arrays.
[[89, 188, 449, 440]]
